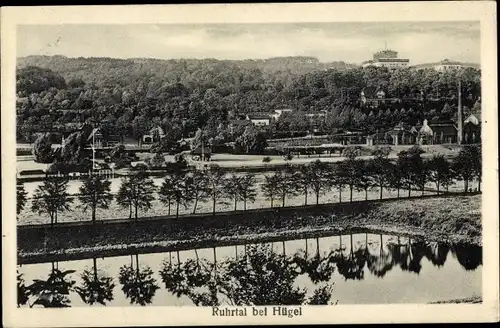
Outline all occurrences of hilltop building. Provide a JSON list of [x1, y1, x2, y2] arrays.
[[433, 59, 464, 72], [362, 49, 410, 69]]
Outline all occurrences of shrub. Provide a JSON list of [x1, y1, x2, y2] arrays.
[[32, 133, 53, 163], [262, 156, 272, 163]]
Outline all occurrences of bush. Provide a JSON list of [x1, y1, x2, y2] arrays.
[[283, 153, 294, 161], [262, 156, 272, 163], [32, 133, 53, 163]]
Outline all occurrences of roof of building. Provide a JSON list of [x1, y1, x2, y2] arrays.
[[247, 113, 271, 120], [361, 87, 387, 98], [464, 112, 481, 125], [230, 119, 252, 126]]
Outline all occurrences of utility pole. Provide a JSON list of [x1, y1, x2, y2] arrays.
[[457, 79, 463, 144]]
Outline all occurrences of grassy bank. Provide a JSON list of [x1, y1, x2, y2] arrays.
[[17, 194, 481, 264]]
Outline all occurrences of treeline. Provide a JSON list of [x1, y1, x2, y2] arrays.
[[17, 145, 481, 225], [16, 55, 481, 143]]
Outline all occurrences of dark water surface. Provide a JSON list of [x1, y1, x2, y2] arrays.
[[17, 233, 482, 307]]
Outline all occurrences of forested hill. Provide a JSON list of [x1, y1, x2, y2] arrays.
[[17, 55, 353, 87], [16, 55, 481, 143]]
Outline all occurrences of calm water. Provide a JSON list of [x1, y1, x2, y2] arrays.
[[17, 233, 482, 307]]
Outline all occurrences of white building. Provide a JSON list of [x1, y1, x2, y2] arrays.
[[362, 49, 410, 69], [270, 108, 293, 121], [246, 113, 271, 126], [433, 59, 464, 72]]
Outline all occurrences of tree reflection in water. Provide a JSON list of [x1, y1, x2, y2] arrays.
[[452, 244, 482, 271], [26, 262, 76, 308], [17, 270, 30, 307], [334, 234, 365, 281], [160, 244, 335, 306], [424, 242, 450, 267], [118, 253, 160, 306], [75, 257, 115, 306], [367, 234, 394, 278]]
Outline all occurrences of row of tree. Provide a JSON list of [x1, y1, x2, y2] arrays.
[[18, 145, 481, 225]]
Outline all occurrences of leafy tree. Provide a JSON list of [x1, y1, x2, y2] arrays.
[[116, 171, 156, 220], [355, 161, 373, 201], [261, 173, 281, 208], [32, 133, 54, 163], [148, 152, 166, 168], [295, 165, 311, 205], [338, 150, 362, 202], [367, 151, 392, 200], [75, 258, 115, 306], [31, 176, 73, 226], [159, 168, 189, 217], [224, 174, 243, 211], [308, 160, 333, 204], [78, 174, 113, 224], [428, 154, 453, 194], [276, 166, 299, 207], [17, 183, 28, 216], [237, 174, 257, 211], [186, 170, 209, 214], [17, 66, 67, 95], [235, 125, 268, 154], [205, 165, 227, 215], [396, 148, 423, 197], [453, 145, 480, 193]]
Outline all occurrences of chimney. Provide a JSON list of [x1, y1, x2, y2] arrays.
[[457, 80, 463, 144]]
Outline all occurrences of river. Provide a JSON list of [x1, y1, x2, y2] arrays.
[[17, 232, 482, 307]]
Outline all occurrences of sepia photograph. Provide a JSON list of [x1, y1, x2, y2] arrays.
[[2, 2, 498, 326]]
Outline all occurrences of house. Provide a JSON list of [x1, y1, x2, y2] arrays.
[[415, 119, 458, 145], [228, 119, 252, 134], [246, 113, 271, 126], [361, 87, 400, 106], [433, 59, 464, 72], [463, 112, 481, 144], [270, 108, 294, 121], [366, 132, 392, 146], [387, 122, 418, 146], [142, 126, 165, 144]]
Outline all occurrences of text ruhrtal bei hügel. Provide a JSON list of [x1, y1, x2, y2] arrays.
[[212, 306, 303, 318]]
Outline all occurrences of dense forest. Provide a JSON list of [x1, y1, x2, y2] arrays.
[[16, 55, 481, 143]]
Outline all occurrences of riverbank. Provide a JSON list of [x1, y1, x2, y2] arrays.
[[430, 296, 482, 304], [17, 194, 481, 264]]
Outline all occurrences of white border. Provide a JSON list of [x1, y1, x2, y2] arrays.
[[2, 2, 498, 326]]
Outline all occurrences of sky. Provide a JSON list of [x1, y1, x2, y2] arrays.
[[16, 21, 480, 65]]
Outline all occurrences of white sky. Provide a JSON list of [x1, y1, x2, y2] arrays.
[[17, 21, 480, 65]]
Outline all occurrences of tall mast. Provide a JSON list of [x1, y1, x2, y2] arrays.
[[457, 79, 463, 144]]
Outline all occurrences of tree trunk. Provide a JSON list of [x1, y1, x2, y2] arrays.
[[244, 199, 247, 211], [436, 181, 440, 195], [177, 251, 180, 266], [134, 204, 138, 221], [339, 188, 342, 203], [304, 189, 308, 205], [379, 184, 383, 200], [234, 198, 237, 211], [478, 179, 481, 192], [316, 237, 320, 257], [212, 198, 216, 216], [365, 189, 368, 201], [282, 240, 286, 255], [93, 258, 98, 281], [135, 253, 140, 272], [128, 204, 132, 219], [397, 187, 400, 198], [408, 185, 411, 198], [192, 197, 198, 214], [464, 179, 469, 193], [55, 211, 58, 225], [316, 192, 319, 205], [176, 201, 180, 218], [282, 194, 286, 207], [270, 198, 274, 208], [168, 200, 171, 216], [92, 206, 96, 224], [349, 185, 353, 203]]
